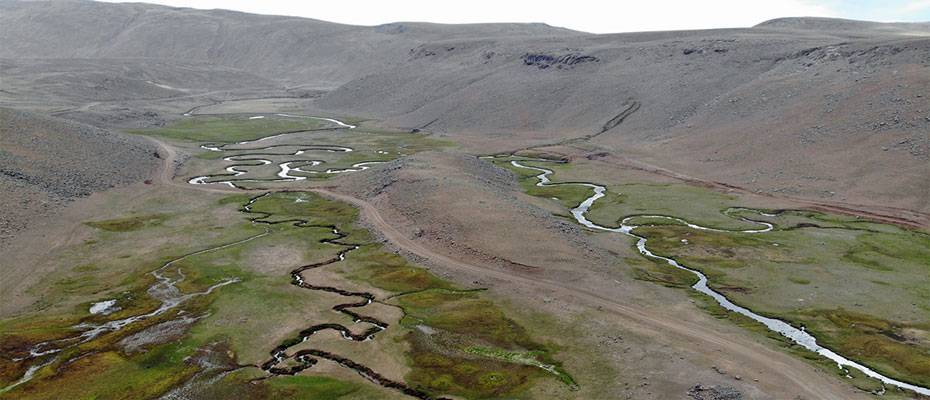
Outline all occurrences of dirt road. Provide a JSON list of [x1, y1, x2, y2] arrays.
[[314, 188, 870, 400], [145, 137, 242, 195], [146, 136, 868, 398]]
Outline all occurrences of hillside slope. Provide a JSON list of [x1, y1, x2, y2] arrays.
[[0, 0, 578, 87], [0, 108, 159, 245], [316, 28, 929, 216], [0, 0, 927, 221], [757, 17, 930, 34]]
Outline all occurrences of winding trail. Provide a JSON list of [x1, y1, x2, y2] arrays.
[[517, 101, 640, 153], [509, 159, 930, 397]]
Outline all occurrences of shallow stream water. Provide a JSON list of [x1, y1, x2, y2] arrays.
[[509, 159, 930, 397], [188, 117, 384, 187]]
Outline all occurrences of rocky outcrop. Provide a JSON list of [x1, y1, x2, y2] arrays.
[[521, 53, 599, 69], [687, 384, 743, 400]]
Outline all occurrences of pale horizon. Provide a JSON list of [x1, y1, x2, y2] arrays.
[[96, 0, 930, 34]]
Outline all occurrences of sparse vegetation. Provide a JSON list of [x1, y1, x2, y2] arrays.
[[86, 214, 168, 232], [132, 114, 326, 143]]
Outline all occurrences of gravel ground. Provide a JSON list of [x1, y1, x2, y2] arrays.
[[0, 108, 159, 246]]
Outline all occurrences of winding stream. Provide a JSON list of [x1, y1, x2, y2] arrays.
[[6, 190, 444, 399], [3, 116, 402, 396], [16, 108, 921, 397], [2, 230, 268, 393], [509, 159, 930, 397], [189, 117, 384, 188], [241, 193, 450, 400], [188, 117, 434, 398], [274, 113, 357, 129]]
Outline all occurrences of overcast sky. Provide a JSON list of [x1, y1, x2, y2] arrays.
[[99, 0, 930, 34]]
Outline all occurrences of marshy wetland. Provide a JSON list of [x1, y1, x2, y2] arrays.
[[5, 5, 930, 399], [3, 113, 928, 399], [0, 115, 575, 400], [496, 155, 930, 397]]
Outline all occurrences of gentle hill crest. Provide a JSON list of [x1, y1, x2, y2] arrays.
[[756, 16, 930, 34]]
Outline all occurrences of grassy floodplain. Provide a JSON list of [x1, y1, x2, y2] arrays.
[[128, 114, 329, 143], [0, 185, 574, 400], [493, 155, 930, 396], [248, 191, 576, 399], [1, 115, 568, 399], [134, 113, 452, 187]]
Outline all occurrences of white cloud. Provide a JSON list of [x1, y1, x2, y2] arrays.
[[903, 0, 930, 12], [98, 0, 840, 33]]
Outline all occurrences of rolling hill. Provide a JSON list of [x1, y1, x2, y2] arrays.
[[1, 0, 927, 222]]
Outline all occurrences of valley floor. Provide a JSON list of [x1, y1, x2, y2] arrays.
[[1, 111, 927, 400]]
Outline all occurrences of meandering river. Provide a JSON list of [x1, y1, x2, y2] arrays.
[[509, 159, 930, 397], [2, 116, 396, 395], [188, 116, 384, 188]]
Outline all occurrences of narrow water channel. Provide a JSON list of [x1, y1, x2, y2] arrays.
[[509, 159, 930, 397], [188, 116, 384, 188]]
